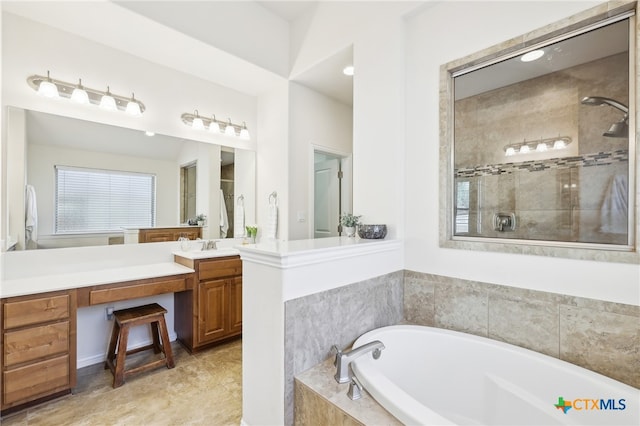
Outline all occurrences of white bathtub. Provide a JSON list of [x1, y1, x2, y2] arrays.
[[351, 325, 639, 426]]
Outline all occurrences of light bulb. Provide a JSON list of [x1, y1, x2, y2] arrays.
[[521, 50, 544, 62], [343, 65, 354, 76], [240, 122, 250, 140], [209, 116, 220, 133], [192, 117, 205, 130], [520, 145, 530, 154], [505, 147, 516, 156], [126, 93, 141, 116], [536, 143, 548, 152], [553, 140, 566, 150], [71, 79, 89, 104], [225, 119, 236, 136], [100, 86, 117, 111], [192, 110, 205, 130], [38, 71, 59, 98]]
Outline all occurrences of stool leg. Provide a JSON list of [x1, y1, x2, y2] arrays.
[[113, 324, 130, 388], [157, 317, 175, 369], [105, 321, 120, 370], [150, 321, 162, 354]]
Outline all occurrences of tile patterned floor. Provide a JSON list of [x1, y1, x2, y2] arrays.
[[2, 339, 242, 426]]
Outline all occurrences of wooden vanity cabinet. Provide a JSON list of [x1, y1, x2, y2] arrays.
[[174, 256, 242, 352], [138, 227, 201, 243], [1, 290, 77, 413]]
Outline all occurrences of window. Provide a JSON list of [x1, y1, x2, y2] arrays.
[[55, 166, 156, 233], [455, 180, 470, 234]]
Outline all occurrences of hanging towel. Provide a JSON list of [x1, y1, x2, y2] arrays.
[[25, 185, 38, 250], [265, 195, 278, 240], [599, 174, 628, 234], [220, 189, 229, 238], [234, 197, 245, 238]]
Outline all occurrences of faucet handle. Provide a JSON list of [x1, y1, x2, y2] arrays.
[[331, 344, 342, 366], [347, 375, 363, 400]]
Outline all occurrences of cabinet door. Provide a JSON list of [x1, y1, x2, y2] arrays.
[[197, 279, 228, 344], [228, 277, 242, 336]]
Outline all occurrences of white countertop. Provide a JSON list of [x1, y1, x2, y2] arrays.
[[0, 262, 194, 299], [237, 237, 401, 269]]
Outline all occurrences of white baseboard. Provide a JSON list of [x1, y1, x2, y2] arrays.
[[77, 331, 178, 368]]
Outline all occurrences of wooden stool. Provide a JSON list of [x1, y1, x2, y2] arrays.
[[105, 303, 175, 388]]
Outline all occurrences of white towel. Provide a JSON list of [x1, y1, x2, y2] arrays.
[[234, 198, 245, 238], [599, 174, 628, 234], [25, 185, 38, 249], [265, 200, 278, 240], [220, 189, 229, 238]]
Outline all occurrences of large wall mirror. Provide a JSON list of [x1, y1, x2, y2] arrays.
[[5, 107, 256, 250], [440, 2, 638, 262]]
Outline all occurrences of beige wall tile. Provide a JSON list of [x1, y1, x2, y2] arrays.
[[560, 305, 640, 387]]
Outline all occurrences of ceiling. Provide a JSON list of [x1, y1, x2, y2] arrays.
[[257, 1, 318, 22], [293, 46, 354, 106]]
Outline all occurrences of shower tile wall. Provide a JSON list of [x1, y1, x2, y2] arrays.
[[404, 270, 640, 388], [284, 271, 404, 425], [454, 53, 629, 245]]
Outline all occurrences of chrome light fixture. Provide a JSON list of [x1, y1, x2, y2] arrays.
[[27, 72, 145, 115], [181, 111, 250, 140], [504, 136, 572, 157]]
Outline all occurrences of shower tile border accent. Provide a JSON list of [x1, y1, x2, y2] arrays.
[[455, 149, 629, 178], [403, 270, 640, 388]]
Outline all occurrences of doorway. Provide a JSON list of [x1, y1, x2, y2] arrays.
[[180, 162, 197, 224], [313, 151, 352, 238]]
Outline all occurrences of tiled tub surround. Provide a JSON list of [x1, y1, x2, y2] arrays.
[[294, 270, 638, 425], [285, 271, 403, 425], [404, 270, 640, 388]]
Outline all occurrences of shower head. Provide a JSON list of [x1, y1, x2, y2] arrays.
[[603, 119, 629, 138], [581, 96, 629, 138], [580, 96, 629, 114]]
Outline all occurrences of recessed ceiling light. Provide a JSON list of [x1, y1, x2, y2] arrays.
[[145, 131, 155, 137], [343, 65, 354, 76], [521, 50, 545, 62]]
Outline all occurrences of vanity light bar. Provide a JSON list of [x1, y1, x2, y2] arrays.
[[27, 73, 145, 115], [504, 136, 572, 157], [181, 111, 250, 140]]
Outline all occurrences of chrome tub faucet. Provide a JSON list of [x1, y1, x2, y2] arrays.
[[332, 340, 385, 384]]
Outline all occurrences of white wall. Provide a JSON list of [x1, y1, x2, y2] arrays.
[[1, 12, 257, 152], [256, 82, 290, 241], [404, 0, 639, 306], [288, 2, 413, 241], [288, 82, 352, 240]]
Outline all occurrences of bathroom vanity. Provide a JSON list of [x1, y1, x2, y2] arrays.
[[173, 253, 243, 352], [0, 244, 241, 414]]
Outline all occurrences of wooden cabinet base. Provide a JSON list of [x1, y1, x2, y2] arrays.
[[173, 255, 242, 353]]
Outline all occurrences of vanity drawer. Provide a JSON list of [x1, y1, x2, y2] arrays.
[[198, 258, 242, 281], [2, 295, 70, 330], [4, 322, 70, 367], [3, 355, 70, 406]]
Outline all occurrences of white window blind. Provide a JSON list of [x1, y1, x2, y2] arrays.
[[55, 166, 156, 233]]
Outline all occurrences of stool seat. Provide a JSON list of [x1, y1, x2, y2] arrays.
[[105, 303, 175, 388]]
